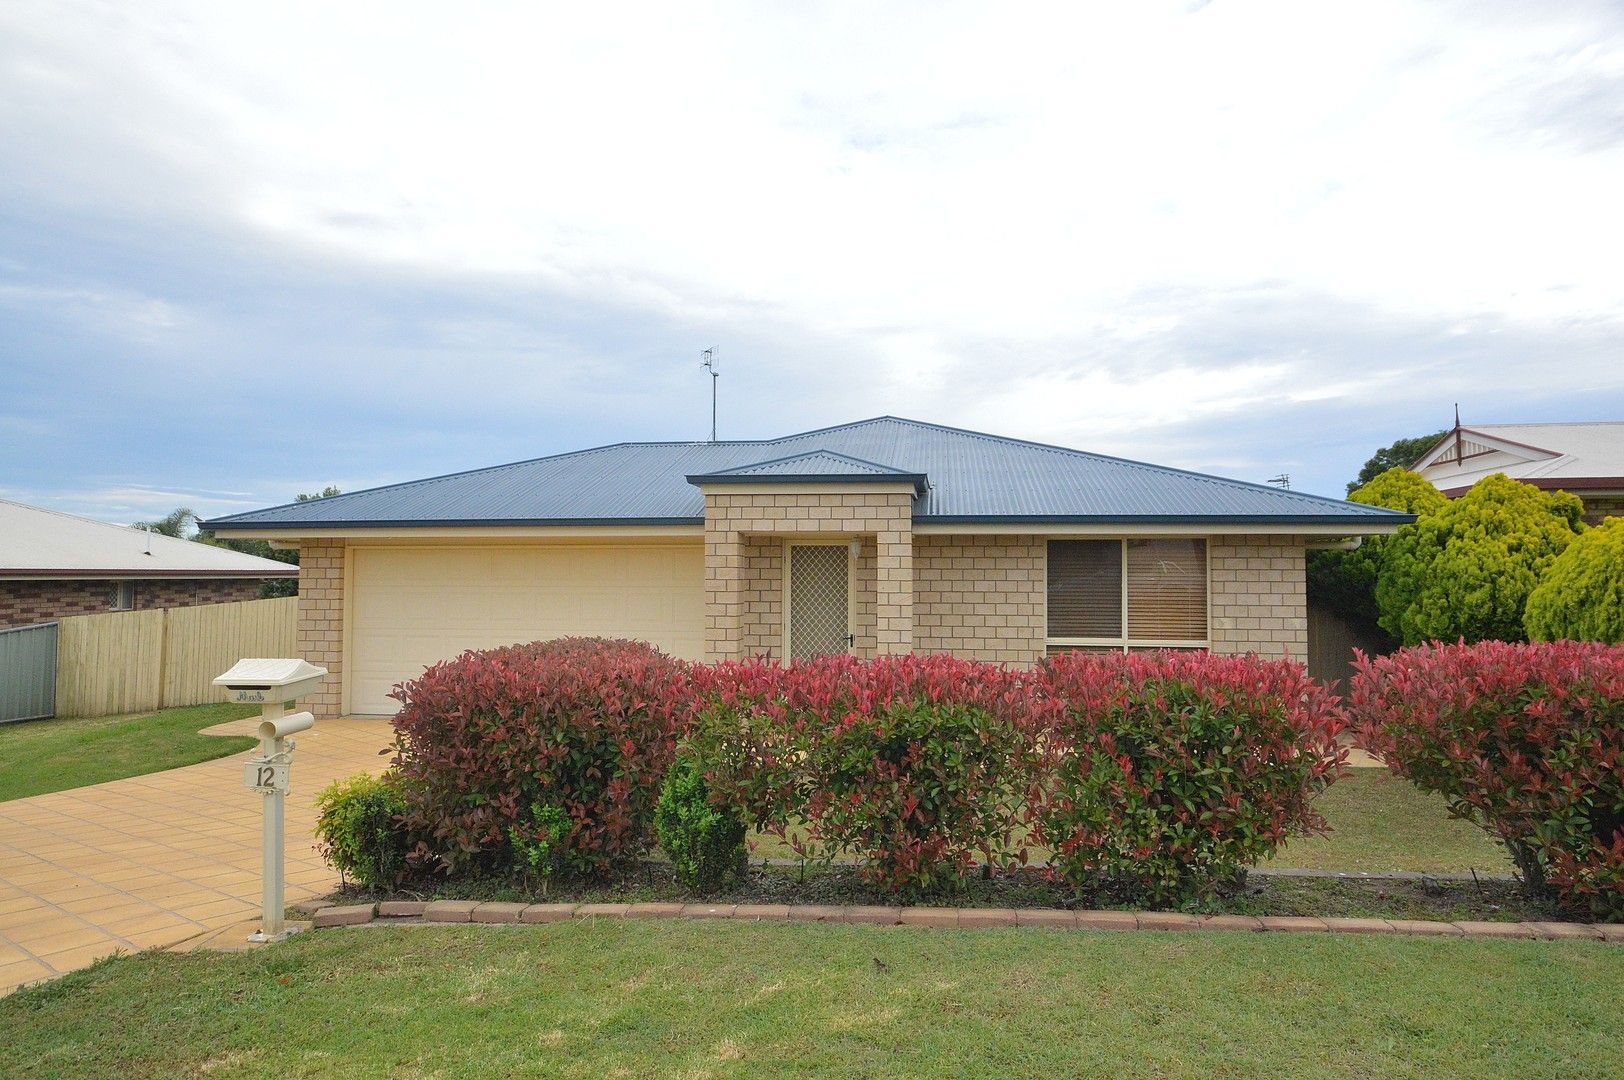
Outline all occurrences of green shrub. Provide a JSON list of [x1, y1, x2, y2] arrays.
[[1525, 517, 1624, 643], [1308, 467, 1445, 625], [314, 771, 410, 890], [507, 801, 573, 882], [655, 754, 746, 892], [1376, 473, 1583, 644]]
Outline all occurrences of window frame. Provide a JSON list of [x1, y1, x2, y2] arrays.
[[108, 580, 135, 611], [1045, 538, 1210, 652]]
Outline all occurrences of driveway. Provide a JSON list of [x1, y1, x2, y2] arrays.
[[0, 716, 392, 994]]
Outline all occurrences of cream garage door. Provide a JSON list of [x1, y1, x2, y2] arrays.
[[348, 544, 705, 715]]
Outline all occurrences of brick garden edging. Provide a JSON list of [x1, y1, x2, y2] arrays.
[[294, 900, 1624, 942]]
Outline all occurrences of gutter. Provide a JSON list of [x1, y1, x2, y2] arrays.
[[1304, 537, 1364, 552]]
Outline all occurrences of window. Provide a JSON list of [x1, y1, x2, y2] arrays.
[[1047, 539, 1207, 651], [108, 581, 135, 611]]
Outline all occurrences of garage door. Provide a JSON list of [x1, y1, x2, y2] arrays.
[[348, 544, 705, 715]]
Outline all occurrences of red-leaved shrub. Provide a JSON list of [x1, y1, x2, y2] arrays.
[[1029, 650, 1346, 904], [390, 637, 692, 877], [688, 654, 1042, 891], [1348, 640, 1624, 918]]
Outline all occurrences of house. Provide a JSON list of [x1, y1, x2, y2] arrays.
[[0, 499, 298, 629], [203, 417, 1411, 718], [1412, 420, 1624, 524]]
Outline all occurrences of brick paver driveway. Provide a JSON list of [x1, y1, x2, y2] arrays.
[[0, 717, 392, 993]]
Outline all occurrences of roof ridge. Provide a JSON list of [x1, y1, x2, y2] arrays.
[[817, 418, 1407, 516]]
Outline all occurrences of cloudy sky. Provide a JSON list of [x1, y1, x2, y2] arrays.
[[3, 1, 1622, 522]]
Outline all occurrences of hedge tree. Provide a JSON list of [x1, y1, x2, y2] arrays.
[[1347, 430, 1448, 495], [1375, 473, 1584, 645], [1307, 468, 1447, 625], [1525, 517, 1624, 643]]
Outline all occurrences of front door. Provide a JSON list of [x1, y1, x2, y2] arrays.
[[788, 544, 851, 659]]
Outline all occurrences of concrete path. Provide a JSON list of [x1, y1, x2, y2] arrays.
[[0, 717, 392, 994]]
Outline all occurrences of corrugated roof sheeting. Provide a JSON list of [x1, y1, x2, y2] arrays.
[[205, 417, 1410, 528]]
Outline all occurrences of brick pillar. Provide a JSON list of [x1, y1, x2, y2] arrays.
[[875, 527, 914, 655], [704, 529, 746, 661], [294, 539, 345, 718]]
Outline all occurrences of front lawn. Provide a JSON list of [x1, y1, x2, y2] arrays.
[[1270, 767, 1511, 874], [0, 702, 258, 802], [4, 922, 1618, 1077]]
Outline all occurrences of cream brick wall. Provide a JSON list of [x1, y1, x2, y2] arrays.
[[701, 487, 914, 660], [294, 539, 345, 718], [739, 535, 783, 657], [1208, 535, 1308, 661], [914, 534, 1046, 663]]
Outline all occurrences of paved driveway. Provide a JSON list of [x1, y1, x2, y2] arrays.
[[0, 717, 392, 994]]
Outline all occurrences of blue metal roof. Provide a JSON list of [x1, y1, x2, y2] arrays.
[[202, 417, 1413, 529]]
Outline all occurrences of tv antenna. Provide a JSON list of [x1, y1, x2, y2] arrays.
[[701, 347, 719, 442], [1267, 473, 1291, 490]]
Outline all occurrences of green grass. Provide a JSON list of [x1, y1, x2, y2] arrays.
[[748, 769, 1516, 876], [1271, 768, 1512, 874], [0, 702, 258, 802], [4, 922, 1620, 1078]]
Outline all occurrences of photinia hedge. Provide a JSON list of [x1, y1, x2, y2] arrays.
[[1349, 640, 1624, 918], [390, 637, 691, 878], [688, 654, 1044, 891], [1029, 650, 1346, 905]]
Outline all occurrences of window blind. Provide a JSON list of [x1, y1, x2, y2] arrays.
[[1046, 540, 1122, 638], [1125, 538, 1207, 641]]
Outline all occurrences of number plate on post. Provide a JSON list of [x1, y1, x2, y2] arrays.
[[244, 758, 290, 792]]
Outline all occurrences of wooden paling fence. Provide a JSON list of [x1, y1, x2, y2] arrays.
[[53, 596, 297, 718]]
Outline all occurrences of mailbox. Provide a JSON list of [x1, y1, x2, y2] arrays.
[[213, 657, 327, 705], [216, 657, 327, 944]]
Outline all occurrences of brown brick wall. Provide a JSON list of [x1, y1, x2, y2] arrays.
[[0, 577, 268, 630], [294, 540, 345, 718], [701, 487, 914, 660], [1579, 493, 1624, 525], [913, 534, 1046, 663], [1209, 535, 1308, 660]]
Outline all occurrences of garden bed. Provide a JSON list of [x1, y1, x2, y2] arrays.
[[321, 860, 1568, 925]]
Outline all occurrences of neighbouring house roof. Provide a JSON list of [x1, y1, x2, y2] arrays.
[[203, 416, 1411, 530], [1413, 421, 1624, 494], [0, 499, 299, 579]]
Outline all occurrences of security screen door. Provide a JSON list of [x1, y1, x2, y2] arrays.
[[788, 544, 851, 659]]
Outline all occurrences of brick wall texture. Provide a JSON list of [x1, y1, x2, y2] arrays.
[[914, 534, 1046, 663], [1208, 535, 1308, 661], [0, 577, 269, 630], [287, 519, 1310, 713], [1579, 493, 1624, 525], [702, 488, 915, 660], [294, 540, 345, 718]]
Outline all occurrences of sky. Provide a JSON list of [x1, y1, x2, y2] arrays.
[[2, 0, 1623, 524]]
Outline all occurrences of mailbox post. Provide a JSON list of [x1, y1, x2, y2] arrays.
[[214, 658, 327, 943]]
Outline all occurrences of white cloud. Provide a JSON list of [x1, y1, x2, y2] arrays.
[[1, 0, 1622, 498]]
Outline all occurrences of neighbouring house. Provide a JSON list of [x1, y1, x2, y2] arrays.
[[0, 499, 298, 629], [203, 417, 1411, 718], [1412, 420, 1624, 524]]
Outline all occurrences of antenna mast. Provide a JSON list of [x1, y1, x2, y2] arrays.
[[702, 347, 719, 442]]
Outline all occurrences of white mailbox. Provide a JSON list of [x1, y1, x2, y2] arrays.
[[215, 657, 327, 944], [214, 657, 328, 706]]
